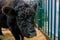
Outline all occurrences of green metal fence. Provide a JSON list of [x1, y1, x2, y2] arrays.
[[28, 0, 59, 40], [35, 0, 58, 40]]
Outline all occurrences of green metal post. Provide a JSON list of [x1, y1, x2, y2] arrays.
[[48, 0, 52, 37], [37, 0, 42, 29], [50, 0, 52, 38], [51, 0, 56, 40], [42, 0, 48, 34], [54, 0, 56, 40]]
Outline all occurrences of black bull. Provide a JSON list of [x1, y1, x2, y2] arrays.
[[0, 0, 37, 40]]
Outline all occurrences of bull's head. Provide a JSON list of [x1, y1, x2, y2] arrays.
[[2, 3, 37, 38]]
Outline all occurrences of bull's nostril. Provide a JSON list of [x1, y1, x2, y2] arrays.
[[30, 30, 35, 32], [28, 34, 30, 35], [27, 34, 30, 36], [29, 29, 36, 33], [27, 33, 36, 38]]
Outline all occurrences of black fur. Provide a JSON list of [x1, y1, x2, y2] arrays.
[[0, 0, 37, 40], [16, 5, 37, 38], [0, 8, 21, 40]]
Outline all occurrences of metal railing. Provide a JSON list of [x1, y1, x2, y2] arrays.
[[35, 0, 58, 40]]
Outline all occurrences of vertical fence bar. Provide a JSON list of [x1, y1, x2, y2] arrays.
[[35, 0, 43, 29], [41, 0, 45, 32], [51, 0, 53, 38], [52, 0, 54, 40], [54, 0, 56, 40], [51, 0, 56, 40], [56, 0, 59, 39], [38, 0, 42, 29], [48, 0, 52, 37], [48, 0, 50, 36], [46, 0, 48, 35], [42, 0, 48, 34], [58, 0, 59, 39], [47, 0, 49, 35]]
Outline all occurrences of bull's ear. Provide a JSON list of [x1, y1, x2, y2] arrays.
[[2, 6, 17, 17], [32, 3, 37, 11]]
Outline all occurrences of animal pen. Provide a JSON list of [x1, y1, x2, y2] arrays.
[[0, 0, 60, 40]]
